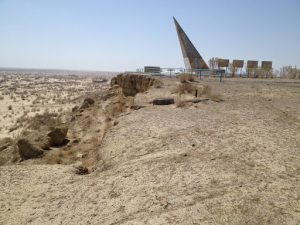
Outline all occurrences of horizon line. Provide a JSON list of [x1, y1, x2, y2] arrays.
[[0, 66, 122, 73]]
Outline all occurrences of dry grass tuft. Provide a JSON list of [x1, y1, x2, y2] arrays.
[[75, 166, 90, 175], [174, 96, 188, 108], [202, 85, 212, 96], [173, 82, 223, 103], [174, 82, 196, 96], [44, 155, 63, 165], [208, 94, 223, 102], [44, 149, 75, 165], [153, 79, 163, 88], [178, 74, 197, 83]]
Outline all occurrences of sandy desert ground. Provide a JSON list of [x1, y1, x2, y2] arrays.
[[0, 73, 300, 225], [0, 70, 113, 139]]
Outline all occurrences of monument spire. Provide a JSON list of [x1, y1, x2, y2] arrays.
[[173, 17, 209, 70]]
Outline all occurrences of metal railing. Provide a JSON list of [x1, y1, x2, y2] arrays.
[[135, 67, 233, 81]]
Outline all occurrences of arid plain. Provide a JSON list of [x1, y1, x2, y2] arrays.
[[0, 71, 299, 225]]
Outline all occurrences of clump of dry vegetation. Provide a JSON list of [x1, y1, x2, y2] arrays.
[[75, 165, 90, 175], [173, 78, 223, 103], [178, 73, 197, 83], [174, 95, 188, 108], [174, 82, 211, 98], [44, 149, 75, 165], [208, 94, 223, 102], [27, 111, 62, 130]]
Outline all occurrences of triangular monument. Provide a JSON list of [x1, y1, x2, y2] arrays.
[[173, 17, 209, 70]]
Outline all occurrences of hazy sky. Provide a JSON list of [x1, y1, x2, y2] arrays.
[[0, 0, 299, 71]]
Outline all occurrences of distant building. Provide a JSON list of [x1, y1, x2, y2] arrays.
[[144, 66, 161, 74]]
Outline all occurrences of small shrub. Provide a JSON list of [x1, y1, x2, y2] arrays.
[[8, 105, 12, 110], [175, 97, 187, 108], [75, 166, 89, 175], [175, 83, 211, 98], [153, 80, 163, 88]]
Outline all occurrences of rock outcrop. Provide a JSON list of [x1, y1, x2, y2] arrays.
[[47, 127, 68, 146], [80, 97, 95, 109], [103, 85, 134, 117], [0, 138, 17, 165], [111, 73, 160, 96], [17, 139, 43, 160]]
